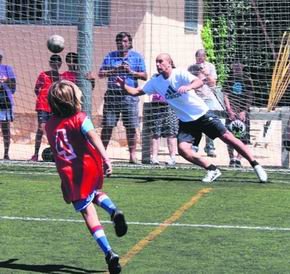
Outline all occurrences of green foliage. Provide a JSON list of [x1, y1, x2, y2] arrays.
[[203, 0, 289, 105], [215, 15, 230, 85], [201, 16, 230, 86], [201, 19, 215, 63]]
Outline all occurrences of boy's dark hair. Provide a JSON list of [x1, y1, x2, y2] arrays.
[[65, 52, 78, 64], [49, 54, 62, 64]]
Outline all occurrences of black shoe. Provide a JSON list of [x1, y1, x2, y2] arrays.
[[235, 160, 242, 168], [3, 155, 10, 160], [105, 250, 121, 274], [111, 210, 128, 237], [229, 159, 236, 167]]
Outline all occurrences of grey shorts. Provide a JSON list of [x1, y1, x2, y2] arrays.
[[150, 102, 178, 138], [102, 93, 139, 128], [0, 109, 13, 121], [178, 111, 227, 146]]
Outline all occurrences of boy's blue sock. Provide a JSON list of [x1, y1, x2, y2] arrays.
[[91, 225, 111, 255], [94, 192, 117, 216]]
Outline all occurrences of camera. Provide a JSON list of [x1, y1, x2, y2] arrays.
[[188, 64, 203, 76]]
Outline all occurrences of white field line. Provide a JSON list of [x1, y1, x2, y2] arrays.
[[1, 216, 290, 232]]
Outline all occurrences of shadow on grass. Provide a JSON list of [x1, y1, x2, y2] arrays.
[[0, 259, 103, 273], [112, 174, 202, 183]]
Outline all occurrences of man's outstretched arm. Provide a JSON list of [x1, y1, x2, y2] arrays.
[[116, 76, 145, 96]]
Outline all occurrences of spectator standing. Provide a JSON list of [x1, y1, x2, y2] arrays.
[[62, 52, 95, 89], [30, 54, 62, 161], [61, 52, 78, 83], [150, 93, 178, 166], [46, 80, 127, 274], [223, 62, 254, 167], [117, 53, 267, 183], [0, 50, 16, 160], [188, 49, 223, 157], [98, 32, 147, 163]]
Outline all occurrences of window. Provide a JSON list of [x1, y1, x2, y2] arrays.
[[184, 0, 198, 33], [6, 0, 44, 22], [4, 0, 110, 26], [95, 0, 110, 26], [46, 0, 79, 25]]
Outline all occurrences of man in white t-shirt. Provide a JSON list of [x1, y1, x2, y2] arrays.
[[117, 53, 267, 183]]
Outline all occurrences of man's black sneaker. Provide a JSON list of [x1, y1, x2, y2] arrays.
[[111, 210, 128, 237], [229, 159, 236, 167], [105, 250, 121, 274], [235, 160, 242, 168]]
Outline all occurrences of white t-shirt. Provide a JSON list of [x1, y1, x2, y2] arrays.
[[188, 61, 217, 100], [142, 68, 209, 122]]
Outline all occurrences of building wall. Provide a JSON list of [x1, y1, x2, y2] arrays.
[[0, 0, 203, 145]]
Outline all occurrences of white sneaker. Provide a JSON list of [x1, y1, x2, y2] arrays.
[[254, 165, 268, 183], [202, 169, 222, 183], [166, 157, 176, 166], [150, 158, 160, 165]]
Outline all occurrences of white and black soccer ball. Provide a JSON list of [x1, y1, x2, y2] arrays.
[[228, 119, 246, 139], [47, 34, 65, 53]]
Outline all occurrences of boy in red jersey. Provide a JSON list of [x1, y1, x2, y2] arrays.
[[31, 54, 62, 161], [61, 52, 95, 89], [45, 80, 127, 274], [61, 52, 78, 83]]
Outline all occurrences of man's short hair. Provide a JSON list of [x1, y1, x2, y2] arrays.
[[115, 32, 133, 49], [195, 49, 206, 57]]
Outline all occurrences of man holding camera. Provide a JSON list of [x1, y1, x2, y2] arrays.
[[98, 32, 147, 164], [188, 49, 223, 157]]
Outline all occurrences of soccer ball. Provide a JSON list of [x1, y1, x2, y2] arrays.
[[42, 147, 55, 162], [47, 34, 65, 53], [228, 119, 246, 139]]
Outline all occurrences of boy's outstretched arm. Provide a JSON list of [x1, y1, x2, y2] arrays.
[[86, 130, 112, 176], [116, 76, 145, 96]]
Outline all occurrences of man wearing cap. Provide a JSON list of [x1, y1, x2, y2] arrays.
[[0, 50, 16, 160]]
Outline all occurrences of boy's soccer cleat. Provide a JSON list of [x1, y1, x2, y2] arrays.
[[105, 250, 121, 274], [254, 165, 268, 183], [202, 169, 221, 183], [111, 210, 128, 237]]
